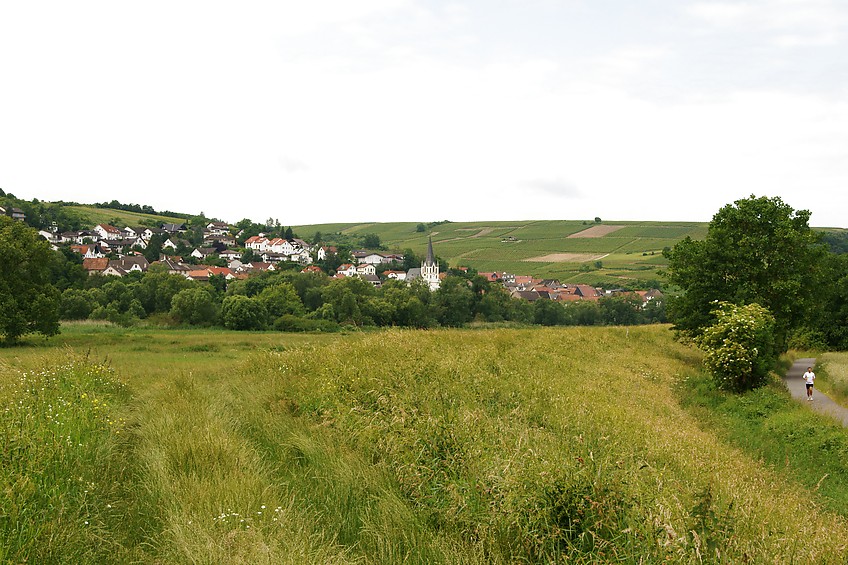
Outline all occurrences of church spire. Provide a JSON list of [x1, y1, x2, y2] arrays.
[[426, 235, 435, 265]]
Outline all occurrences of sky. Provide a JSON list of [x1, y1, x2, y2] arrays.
[[2, 1, 847, 227]]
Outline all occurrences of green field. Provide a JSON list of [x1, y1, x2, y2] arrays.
[[293, 220, 709, 286], [3, 323, 848, 563], [64, 206, 188, 229]]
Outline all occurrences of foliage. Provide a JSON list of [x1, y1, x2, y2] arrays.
[[170, 287, 219, 326], [697, 302, 776, 392], [664, 195, 825, 350], [220, 295, 267, 330], [0, 359, 132, 562], [0, 217, 61, 342]]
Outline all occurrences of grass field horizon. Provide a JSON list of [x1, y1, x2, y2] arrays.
[[4, 323, 848, 562]]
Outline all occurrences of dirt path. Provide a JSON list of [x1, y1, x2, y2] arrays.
[[783, 357, 848, 426]]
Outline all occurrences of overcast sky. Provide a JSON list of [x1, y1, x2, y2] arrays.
[[2, 1, 847, 227]]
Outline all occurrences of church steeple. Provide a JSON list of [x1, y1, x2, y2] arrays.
[[421, 235, 440, 290]]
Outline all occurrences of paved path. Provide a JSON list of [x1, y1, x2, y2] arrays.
[[783, 357, 848, 427]]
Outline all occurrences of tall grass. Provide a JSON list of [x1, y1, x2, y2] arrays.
[[3, 326, 848, 562], [817, 352, 848, 405], [0, 356, 144, 562]]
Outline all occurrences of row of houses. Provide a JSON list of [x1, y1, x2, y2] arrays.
[[478, 271, 663, 305], [45, 220, 319, 267]]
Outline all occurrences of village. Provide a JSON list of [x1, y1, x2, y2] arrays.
[[21, 212, 663, 307]]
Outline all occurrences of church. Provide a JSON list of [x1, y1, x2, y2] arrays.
[[405, 236, 441, 291]]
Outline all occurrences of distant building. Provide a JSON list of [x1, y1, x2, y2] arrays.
[[406, 236, 440, 291]]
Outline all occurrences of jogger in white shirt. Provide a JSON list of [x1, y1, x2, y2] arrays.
[[803, 367, 816, 401]]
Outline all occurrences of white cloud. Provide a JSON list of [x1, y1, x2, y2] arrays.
[[1, 1, 847, 227]]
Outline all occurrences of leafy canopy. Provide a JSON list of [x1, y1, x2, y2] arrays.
[[0, 217, 61, 342], [664, 195, 825, 350]]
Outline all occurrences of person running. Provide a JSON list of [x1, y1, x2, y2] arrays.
[[803, 367, 816, 401]]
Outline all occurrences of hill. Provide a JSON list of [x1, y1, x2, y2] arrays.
[[61, 205, 189, 228], [294, 219, 709, 286]]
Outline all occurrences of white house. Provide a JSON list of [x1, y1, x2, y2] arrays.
[[244, 236, 269, 252], [94, 224, 123, 240]]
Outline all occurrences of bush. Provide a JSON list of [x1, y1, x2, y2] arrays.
[[272, 314, 340, 333], [170, 287, 218, 326], [221, 295, 268, 331], [697, 302, 776, 392]]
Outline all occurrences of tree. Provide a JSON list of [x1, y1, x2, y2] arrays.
[[362, 233, 382, 249], [664, 195, 826, 350], [221, 295, 268, 330], [0, 217, 60, 342], [171, 287, 219, 326], [434, 276, 475, 326], [257, 282, 305, 318]]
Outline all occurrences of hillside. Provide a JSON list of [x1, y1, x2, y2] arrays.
[[62, 205, 188, 228], [294, 219, 709, 286]]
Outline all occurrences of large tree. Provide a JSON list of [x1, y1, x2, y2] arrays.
[[0, 217, 61, 342], [664, 195, 826, 349]]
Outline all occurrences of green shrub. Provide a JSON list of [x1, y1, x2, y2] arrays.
[[220, 295, 268, 330], [272, 314, 340, 332], [697, 302, 776, 392]]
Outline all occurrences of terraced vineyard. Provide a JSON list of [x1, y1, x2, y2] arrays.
[[295, 220, 709, 286]]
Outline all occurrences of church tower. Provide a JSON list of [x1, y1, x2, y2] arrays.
[[421, 236, 440, 290]]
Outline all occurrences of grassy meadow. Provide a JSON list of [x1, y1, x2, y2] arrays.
[[817, 352, 848, 406], [3, 323, 848, 563]]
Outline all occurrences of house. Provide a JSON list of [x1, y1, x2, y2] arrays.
[[111, 238, 147, 254], [361, 273, 382, 287], [353, 251, 387, 265], [161, 223, 187, 233], [204, 234, 237, 248], [356, 264, 377, 276], [206, 266, 235, 280], [153, 258, 191, 275], [267, 238, 299, 255], [206, 221, 231, 236], [260, 251, 288, 263], [0, 206, 26, 221], [38, 230, 58, 243], [317, 246, 337, 261], [291, 249, 313, 265], [82, 257, 109, 275], [384, 270, 406, 281], [574, 285, 602, 300], [218, 249, 242, 261], [246, 262, 275, 273], [163, 238, 191, 251], [141, 227, 167, 241], [510, 289, 542, 301], [337, 263, 358, 277], [70, 244, 106, 259], [94, 224, 123, 241], [123, 226, 142, 238], [191, 247, 218, 260], [244, 236, 269, 252], [185, 269, 212, 281], [103, 256, 150, 276], [301, 265, 323, 275]]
